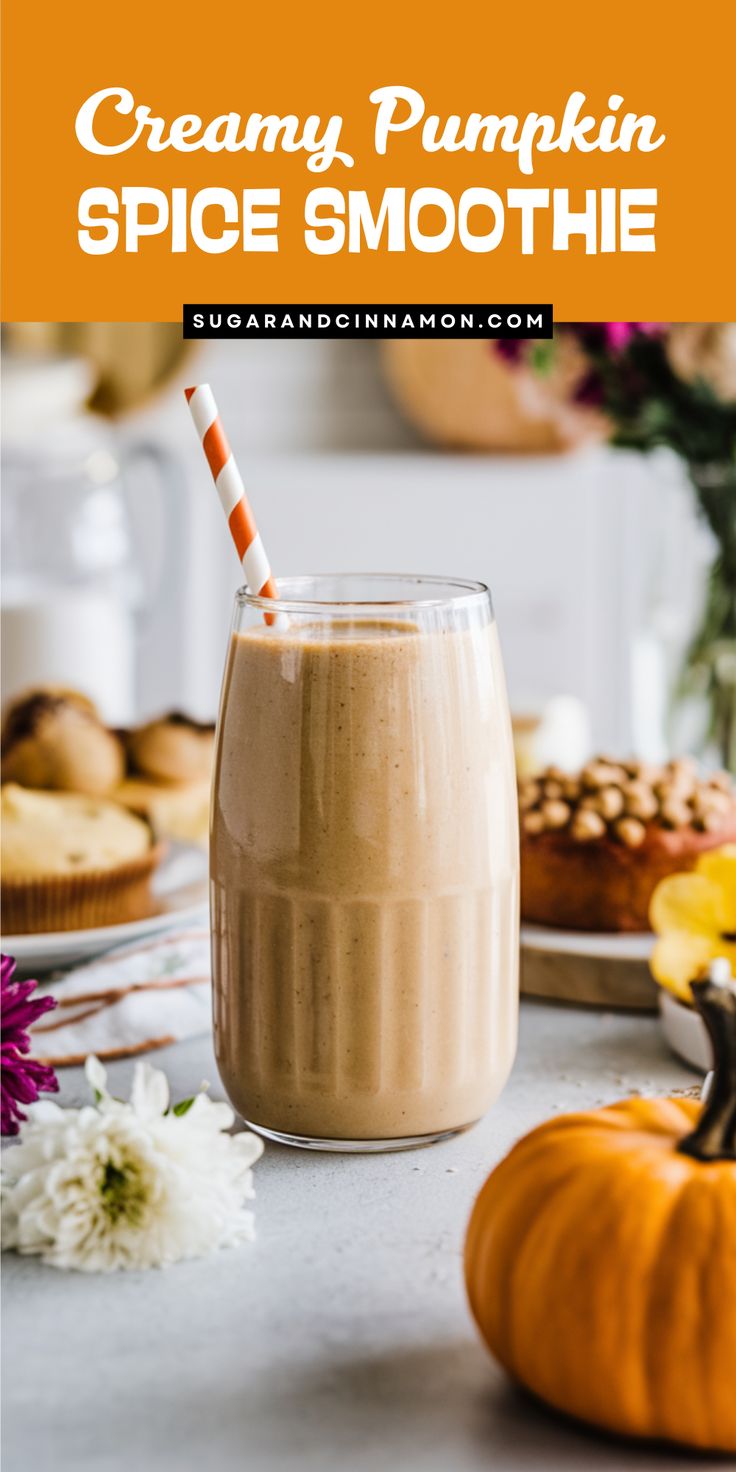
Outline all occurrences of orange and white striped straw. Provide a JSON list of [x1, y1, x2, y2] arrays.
[[185, 384, 281, 612]]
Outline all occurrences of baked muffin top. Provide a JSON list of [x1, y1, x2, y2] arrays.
[[1, 784, 152, 878], [1, 688, 125, 797], [125, 712, 214, 784]]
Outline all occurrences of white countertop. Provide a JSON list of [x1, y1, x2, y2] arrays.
[[2, 1000, 704, 1472]]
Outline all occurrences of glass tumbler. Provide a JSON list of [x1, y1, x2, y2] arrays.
[[211, 574, 519, 1150]]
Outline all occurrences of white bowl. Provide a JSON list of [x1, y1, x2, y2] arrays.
[[659, 989, 711, 1071]]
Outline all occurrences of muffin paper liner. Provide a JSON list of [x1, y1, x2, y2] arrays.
[[1, 844, 165, 935]]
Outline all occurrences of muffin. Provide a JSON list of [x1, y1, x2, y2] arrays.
[[125, 713, 214, 785], [1, 688, 125, 796], [115, 712, 214, 845], [115, 774, 211, 846], [520, 758, 736, 932], [1, 784, 162, 933]]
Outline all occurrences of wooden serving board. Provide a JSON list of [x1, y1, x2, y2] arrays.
[[520, 929, 658, 1012]]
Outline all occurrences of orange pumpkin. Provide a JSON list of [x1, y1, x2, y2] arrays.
[[465, 973, 736, 1453]]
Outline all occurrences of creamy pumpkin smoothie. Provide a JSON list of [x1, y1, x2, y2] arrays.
[[211, 578, 518, 1146]]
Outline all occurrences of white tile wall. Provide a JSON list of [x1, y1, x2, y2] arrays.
[[176, 339, 420, 450]]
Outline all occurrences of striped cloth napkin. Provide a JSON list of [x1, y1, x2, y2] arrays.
[[31, 928, 212, 1067]]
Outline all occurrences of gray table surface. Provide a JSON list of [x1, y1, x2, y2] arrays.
[[2, 999, 707, 1472]]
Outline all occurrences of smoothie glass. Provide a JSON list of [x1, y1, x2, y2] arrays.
[[211, 574, 519, 1150]]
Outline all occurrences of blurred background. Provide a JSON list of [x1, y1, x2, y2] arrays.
[[2, 323, 734, 770]]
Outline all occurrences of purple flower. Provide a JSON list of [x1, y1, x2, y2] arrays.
[[494, 339, 526, 362], [1, 955, 59, 1136], [600, 322, 665, 353], [602, 322, 638, 352], [573, 370, 606, 407], [497, 324, 665, 363]]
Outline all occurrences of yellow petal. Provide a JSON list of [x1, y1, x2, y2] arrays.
[[650, 931, 719, 1002], [649, 873, 722, 938], [697, 842, 736, 868], [695, 847, 736, 931]]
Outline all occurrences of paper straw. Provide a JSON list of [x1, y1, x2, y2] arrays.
[[185, 384, 282, 617]]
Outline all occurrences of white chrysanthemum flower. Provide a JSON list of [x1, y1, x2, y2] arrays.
[[1, 1058, 263, 1272]]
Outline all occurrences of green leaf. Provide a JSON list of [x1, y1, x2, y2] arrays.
[[530, 342, 556, 375], [172, 1097, 196, 1117]]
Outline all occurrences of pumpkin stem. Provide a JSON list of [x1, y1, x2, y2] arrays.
[[677, 965, 736, 1163]]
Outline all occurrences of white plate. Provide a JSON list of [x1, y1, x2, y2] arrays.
[[521, 923, 653, 962], [4, 843, 209, 974], [659, 989, 711, 1071]]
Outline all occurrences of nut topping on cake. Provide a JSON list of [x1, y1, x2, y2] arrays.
[[519, 758, 735, 844], [522, 810, 546, 835], [570, 808, 606, 841], [614, 816, 647, 848], [541, 798, 571, 829]]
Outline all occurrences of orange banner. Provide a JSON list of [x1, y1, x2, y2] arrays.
[[2, 0, 735, 322]]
